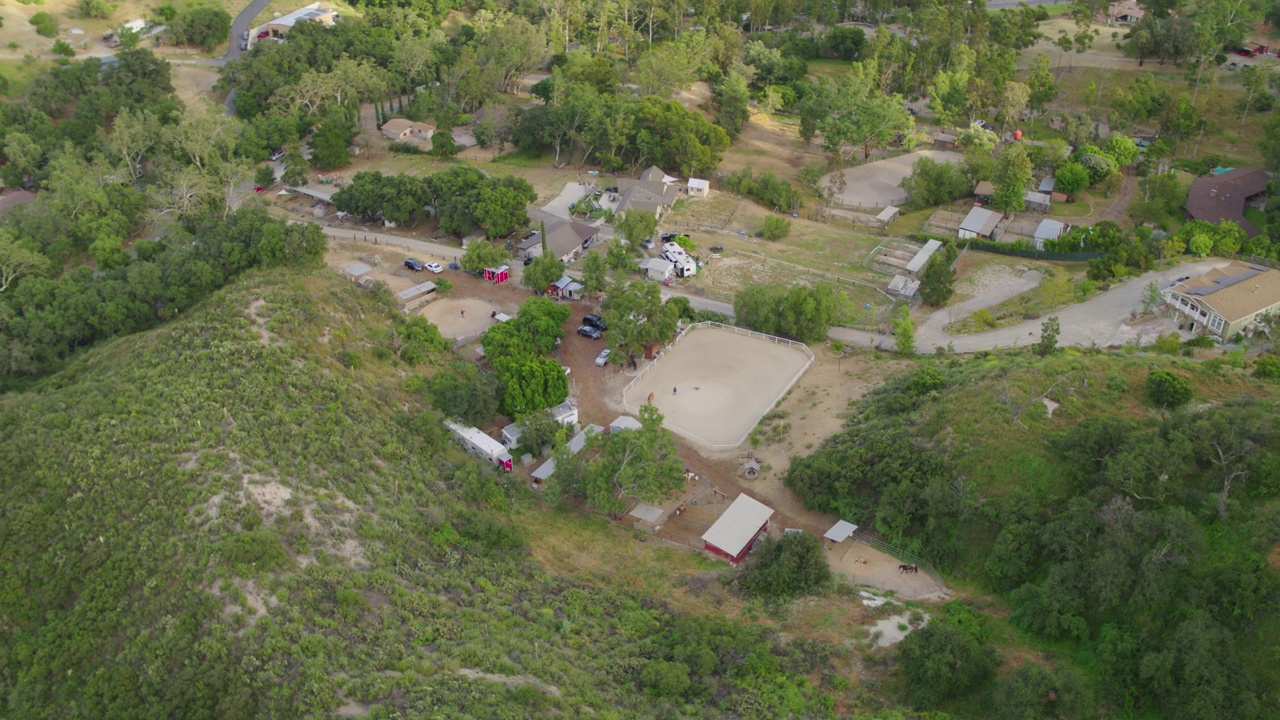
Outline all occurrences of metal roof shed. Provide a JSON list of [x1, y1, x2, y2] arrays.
[[959, 206, 999, 239], [904, 239, 942, 275], [342, 262, 372, 279], [823, 520, 859, 543], [702, 494, 774, 563], [610, 415, 643, 432]]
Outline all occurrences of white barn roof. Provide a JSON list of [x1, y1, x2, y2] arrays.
[[904, 239, 942, 274], [610, 415, 643, 432], [687, 178, 710, 190], [823, 520, 858, 542], [701, 494, 774, 558]]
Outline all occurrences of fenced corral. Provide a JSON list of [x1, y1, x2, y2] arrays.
[[923, 208, 968, 237], [845, 530, 947, 597], [621, 323, 814, 451]]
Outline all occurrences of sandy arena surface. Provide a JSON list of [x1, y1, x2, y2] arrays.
[[623, 327, 812, 449], [422, 298, 500, 339], [821, 150, 964, 208]]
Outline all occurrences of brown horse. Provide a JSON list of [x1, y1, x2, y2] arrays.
[[898, 564, 919, 574]]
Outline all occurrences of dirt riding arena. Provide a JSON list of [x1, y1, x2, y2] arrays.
[[821, 150, 964, 210], [622, 325, 813, 450], [421, 298, 500, 338]]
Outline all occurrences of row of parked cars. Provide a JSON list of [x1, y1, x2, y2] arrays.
[[405, 258, 444, 273]]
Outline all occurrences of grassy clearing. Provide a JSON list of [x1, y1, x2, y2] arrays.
[[889, 208, 933, 236], [0, 58, 51, 96], [1244, 206, 1267, 232]]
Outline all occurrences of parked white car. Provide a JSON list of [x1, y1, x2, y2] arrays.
[[425, 261, 443, 273], [594, 349, 612, 366]]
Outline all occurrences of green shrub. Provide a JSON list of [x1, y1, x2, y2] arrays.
[[762, 215, 792, 240], [51, 39, 75, 57], [389, 141, 427, 155], [219, 529, 290, 576], [30, 12, 59, 37], [897, 619, 1000, 706], [640, 660, 691, 697], [736, 533, 831, 599], [1147, 369, 1191, 408], [1253, 354, 1280, 380]]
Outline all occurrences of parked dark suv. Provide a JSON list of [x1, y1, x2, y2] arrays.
[[404, 258, 425, 271], [583, 314, 607, 331]]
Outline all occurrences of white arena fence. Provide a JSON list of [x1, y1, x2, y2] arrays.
[[622, 322, 815, 451]]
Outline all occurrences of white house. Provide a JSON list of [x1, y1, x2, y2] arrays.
[[380, 118, 434, 142], [1164, 262, 1280, 340], [687, 178, 710, 197], [500, 401, 579, 449]]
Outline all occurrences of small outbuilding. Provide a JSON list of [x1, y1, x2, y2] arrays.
[[887, 274, 921, 299], [395, 281, 437, 311], [500, 400, 579, 449], [904, 239, 942, 276], [932, 132, 957, 149], [639, 257, 675, 282], [1037, 177, 1056, 193], [609, 415, 643, 433], [876, 206, 900, 225], [686, 178, 710, 197], [484, 265, 510, 284], [973, 181, 996, 201], [626, 503, 667, 534], [531, 423, 603, 486], [958, 206, 1001, 240], [342, 262, 372, 281], [1024, 191, 1052, 214], [547, 275, 584, 300], [1033, 219, 1066, 250], [823, 520, 859, 545], [702, 494, 774, 563]]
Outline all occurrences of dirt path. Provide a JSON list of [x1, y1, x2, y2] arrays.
[[1039, 165, 1137, 229]]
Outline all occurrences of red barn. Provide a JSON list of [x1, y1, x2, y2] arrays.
[[702, 494, 775, 563]]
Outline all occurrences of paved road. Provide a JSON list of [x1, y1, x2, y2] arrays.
[[213, 0, 273, 114], [829, 260, 1230, 354]]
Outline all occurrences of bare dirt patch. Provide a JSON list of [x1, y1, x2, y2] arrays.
[[245, 479, 292, 517], [421, 297, 500, 339], [171, 64, 222, 107], [245, 299, 283, 346], [456, 669, 562, 697]]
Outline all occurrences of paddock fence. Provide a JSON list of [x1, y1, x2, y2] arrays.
[[851, 530, 948, 593]]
